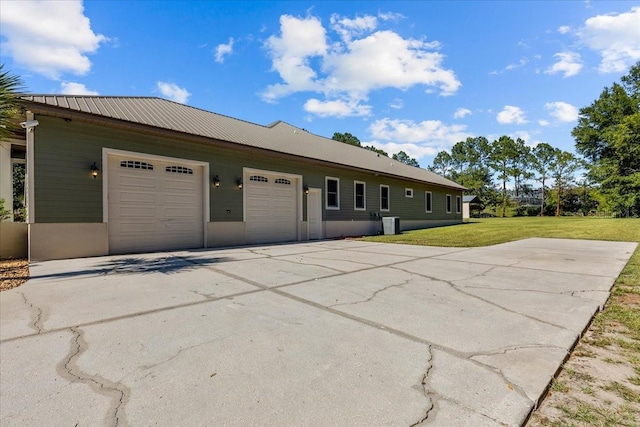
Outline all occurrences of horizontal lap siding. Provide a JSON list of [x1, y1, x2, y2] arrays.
[[34, 116, 462, 223]]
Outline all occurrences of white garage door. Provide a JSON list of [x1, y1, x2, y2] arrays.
[[245, 171, 298, 244], [108, 154, 204, 254]]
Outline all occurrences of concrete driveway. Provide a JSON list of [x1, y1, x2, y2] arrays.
[[1, 238, 636, 426]]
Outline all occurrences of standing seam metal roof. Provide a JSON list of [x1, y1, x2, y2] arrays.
[[21, 95, 465, 190]]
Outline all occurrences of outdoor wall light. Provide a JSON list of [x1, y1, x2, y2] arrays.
[[213, 175, 221, 188], [90, 162, 99, 178], [236, 178, 243, 189], [303, 184, 309, 194]]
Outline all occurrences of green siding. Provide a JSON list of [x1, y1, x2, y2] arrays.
[[33, 116, 463, 223]]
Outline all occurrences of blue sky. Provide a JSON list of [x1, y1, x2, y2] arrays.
[[1, 1, 639, 167]]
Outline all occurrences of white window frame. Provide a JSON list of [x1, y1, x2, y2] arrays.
[[425, 191, 432, 213], [456, 195, 462, 214], [405, 188, 413, 198], [380, 185, 390, 212], [446, 194, 452, 214], [354, 181, 366, 211], [325, 176, 340, 210]]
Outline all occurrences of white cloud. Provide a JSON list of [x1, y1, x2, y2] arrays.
[[262, 14, 327, 102], [366, 117, 470, 159], [60, 81, 98, 95], [578, 6, 640, 73], [214, 38, 234, 63], [262, 13, 460, 113], [490, 57, 529, 75], [545, 101, 579, 122], [497, 105, 528, 124], [453, 108, 472, 119], [378, 12, 405, 22], [157, 81, 191, 104], [0, 0, 106, 79], [505, 58, 529, 71], [545, 51, 583, 77], [330, 14, 378, 42], [558, 25, 571, 34], [510, 130, 542, 147], [303, 98, 372, 117], [389, 98, 404, 109], [539, 119, 550, 127]]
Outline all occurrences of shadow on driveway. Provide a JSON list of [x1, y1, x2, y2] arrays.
[[29, 255, 228, 281]]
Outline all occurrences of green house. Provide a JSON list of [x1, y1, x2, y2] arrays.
[[6, 96, 464, 261]]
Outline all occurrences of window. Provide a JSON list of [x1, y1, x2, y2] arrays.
[[120, 160, 153, 170], [405, 188, 413, 198], [165, 165, 193, 174], [446, 194, 452, 213], [354, 181, 366, 210], [249, 175, 268, 182], [425, 191, 432, 213], [456, 195, 461, 214], [326, 177, 340, 209], [275, 178, 291, 185], [380, 185, 390, 211]]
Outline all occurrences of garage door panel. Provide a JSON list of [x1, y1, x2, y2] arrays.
[[108, 154, 204, 254], [113, 220, 157, 234], [117, 191, 156, 203], [245, 171, 298, 245], [116, 175, 155, 188], [164, 180, 198, 191]]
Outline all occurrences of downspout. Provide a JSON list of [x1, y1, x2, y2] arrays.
[[25, 111, 35, 224]]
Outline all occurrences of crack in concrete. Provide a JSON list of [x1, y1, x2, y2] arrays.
[[56, 327, 130, 427], [18, 291, 44, 334], [409, 346, 434, 427], [390, 265, 572, 331], [329, 280, 412, 308], [468, 343, 567, 358]]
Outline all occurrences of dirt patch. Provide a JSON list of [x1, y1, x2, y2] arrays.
[[0, 259, 29, 291], [527, 301, 640, 426]]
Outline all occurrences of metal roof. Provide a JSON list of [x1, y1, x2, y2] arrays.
[[21, 95, 465, 190], [463, 195, 481, 203]]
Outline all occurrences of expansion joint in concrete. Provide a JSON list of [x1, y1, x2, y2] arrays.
[[57, 327, 130, 427]]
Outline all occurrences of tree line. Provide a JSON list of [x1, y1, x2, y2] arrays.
[[430, 61, 639, 217], [331, 132, 420, 167], [332, 62, 639, 218]]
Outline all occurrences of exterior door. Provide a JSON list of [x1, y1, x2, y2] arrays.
[[307, 188, 322, 240]]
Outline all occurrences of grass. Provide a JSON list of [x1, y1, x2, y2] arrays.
[[362, 217, 640, 426], [363, 217, 640, 247]]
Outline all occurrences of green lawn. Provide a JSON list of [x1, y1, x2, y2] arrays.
[[362, 217, 640, 247]]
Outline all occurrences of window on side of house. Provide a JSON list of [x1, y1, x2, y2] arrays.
[[380, 185, 390, 211], [354, 181, 366, 211], [405, 188, 413, 198], [446, 194, 452, 213], [326, 177, 340, 210], [425, 191, 432, 213], [456, 195, 461, 214]]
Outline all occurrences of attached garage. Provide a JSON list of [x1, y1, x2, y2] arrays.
[[17, 95, 465, 261], [244, 169, 301, 244], [107, 150, 208, 254]]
